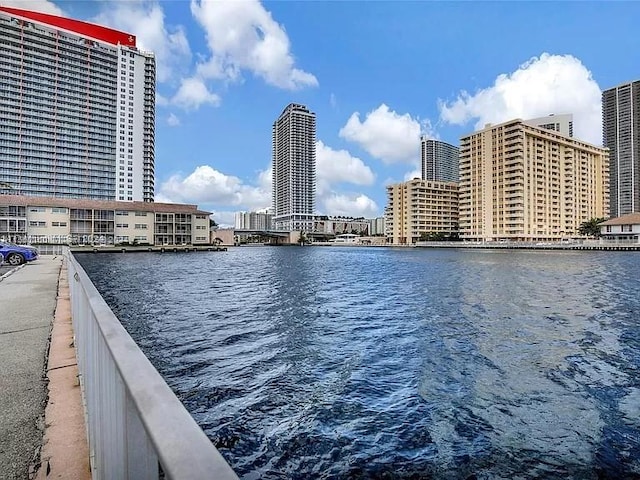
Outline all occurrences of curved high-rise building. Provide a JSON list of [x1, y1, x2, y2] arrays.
[[421, 138, 459, 182], [271, 103, 316, 231], [603, 81, 640, 218], [0, 6, 155, 201]]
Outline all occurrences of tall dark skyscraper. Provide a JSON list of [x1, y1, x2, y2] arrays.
[[0, 6, 156, 202], [421, 138, 459, 182], [602, 81, 640, 217], [272, 103, 316, 231]]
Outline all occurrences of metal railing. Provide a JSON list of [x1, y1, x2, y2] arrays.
[[67, 253, 239, 480]]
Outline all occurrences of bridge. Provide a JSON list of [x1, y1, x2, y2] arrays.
[[234, 229, 291, 237]]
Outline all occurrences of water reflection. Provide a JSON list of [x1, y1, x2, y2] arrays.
[[78, 248, 640, 479]]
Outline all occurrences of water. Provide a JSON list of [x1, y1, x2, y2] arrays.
[[76, 247, 640, 479]]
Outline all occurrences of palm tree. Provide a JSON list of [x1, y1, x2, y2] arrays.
[[578, 217, 606, 237]]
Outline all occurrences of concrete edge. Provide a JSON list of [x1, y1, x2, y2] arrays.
[[33, 258, 91, 480], [0, 263, 27, 282]]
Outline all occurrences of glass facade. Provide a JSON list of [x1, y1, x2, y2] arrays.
[[0, 8, 155, 201]]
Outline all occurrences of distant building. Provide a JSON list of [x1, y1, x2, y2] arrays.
[[313, 217, 369, 235], [368, 216, 385, 236], [385, 179, 459, 244], [234, 211, 273, 230], [0, 195, 210, 246], [272, 103, 317, 231], [524, 114, 574, 138], [602, 81, 640, 217], [0, 6, 156, 202], [459, 119, 609, 242], [421, 138, 459, 182]]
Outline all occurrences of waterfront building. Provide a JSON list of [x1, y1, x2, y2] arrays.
[[599, 213, 640, 244], [272, 103, 317, 231], [234, 211, 273, 230], [459, 119, 609, 242], [0, 195, 210, 246], [385, 179, 459, 244], [602, 81, 640, 217], [524, 114, 574, 138], [0, 6, 156, 202], [313, 216, 370, 236], [421, 138, 459, 182], [367, 216, 385, 236]]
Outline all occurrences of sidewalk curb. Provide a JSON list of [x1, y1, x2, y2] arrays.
[[34, 258, 91, 480]]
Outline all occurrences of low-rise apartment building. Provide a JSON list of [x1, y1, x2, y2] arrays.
[[0, 195, 211, 246], [459, 119, 609, 242], [385, 179, 459, 244], [599, 213, 640, 243]]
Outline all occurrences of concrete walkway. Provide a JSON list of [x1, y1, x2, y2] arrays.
[[0, 258, 90, 480], [0, 258, 60, 479]]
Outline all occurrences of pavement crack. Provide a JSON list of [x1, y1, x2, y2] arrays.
[[0, 325, 49, 336], [47, 362, 78, 372]]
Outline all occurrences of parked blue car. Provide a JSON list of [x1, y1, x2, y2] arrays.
[[0, 241, 39, 266]]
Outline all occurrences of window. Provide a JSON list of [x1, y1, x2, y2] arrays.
[[116, 223, 129, 228], [135, 212, 147, 217], [51, 207, 67, 213], [135, 224, 148, 229], [51, 221, 67, 227], [622, 224, 633, 232], [29, 206, 46, 212], [29, 221, 46, 227], [115, 211, 129, 216]]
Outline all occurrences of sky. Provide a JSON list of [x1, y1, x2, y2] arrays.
[[4, 0, 640, 226]]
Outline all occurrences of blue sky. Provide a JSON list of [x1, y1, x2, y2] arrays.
[[6, 0, 640, 225]]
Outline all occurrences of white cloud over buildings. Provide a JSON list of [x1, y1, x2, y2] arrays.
[[171, 77, 220, 110], [93, 0, 191, 84], [190, 0, 318, 90], [439, 53, 602, 145], [316, 141, 375, 187], [157, 140, 380, 218], [156, 165, 271, 211], [339, 104, 422, 164], [322, 193, 379, 218]]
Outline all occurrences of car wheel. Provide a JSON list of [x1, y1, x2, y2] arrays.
[[7, 253, 25, 266]]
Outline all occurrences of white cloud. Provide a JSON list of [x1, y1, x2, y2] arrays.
[[166, 113, 180, 127], [171, 77, 220, 110], [1, 0, 64, 16], [439, 53, 602, 145], [156, 94, 169, 107], [257, 166, 272, 190], [209, 210, 236, 228], [404, 168, 422, 181], [339, 104, 423, 164], [157, 165, 270, 211], [93, 1, 191, 83], [190, 0, 318, 90], [322, 193, 379, 218], [316, 141, 375, 187]]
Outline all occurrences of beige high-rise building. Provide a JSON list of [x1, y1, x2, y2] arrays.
[[459, 119, 609, 242], [385, 179, 458, 244]]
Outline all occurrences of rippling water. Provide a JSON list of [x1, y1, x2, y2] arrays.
[[77, 247, 640, 479]]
